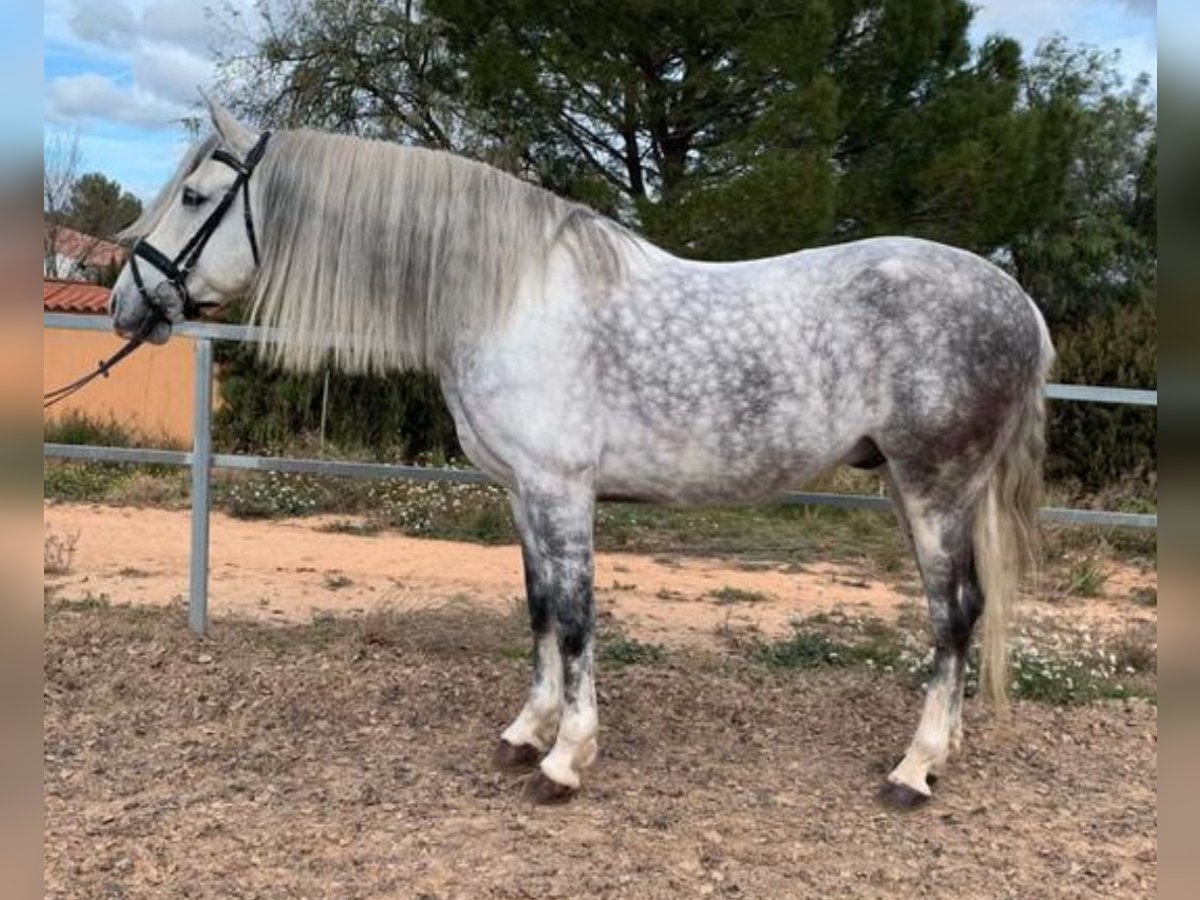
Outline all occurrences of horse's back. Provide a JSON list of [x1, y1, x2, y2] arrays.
[[590, 236, 1049, 501]]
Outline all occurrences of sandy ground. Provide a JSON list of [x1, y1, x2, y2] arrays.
[[43, 502, 1156, 647], [44, 598, 1157, 899], [43, 502, 1158, 898]]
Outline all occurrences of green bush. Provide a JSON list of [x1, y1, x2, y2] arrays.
[[214, 336, 459, 459], [44, 411, 136, 447], [43, 462, 130, 501], [217, 471, 323, 519], [1046, 297, 1156, 493]]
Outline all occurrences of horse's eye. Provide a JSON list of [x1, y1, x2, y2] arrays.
[[181, 187, 206, 207]]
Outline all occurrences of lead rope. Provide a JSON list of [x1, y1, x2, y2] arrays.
[[43, 314, 159, 409]]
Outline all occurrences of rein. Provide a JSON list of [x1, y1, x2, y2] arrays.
[[43, 318, 156, 409], [43, 132, 271, 410]]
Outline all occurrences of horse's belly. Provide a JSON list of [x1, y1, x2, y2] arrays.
[[596, 418, 844, 504]]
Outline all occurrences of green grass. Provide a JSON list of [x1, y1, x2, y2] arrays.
[[44, 411, 137, 448], [754, 618, 912, 673], [323, 572, 354, 591], [316, 519, 384, 536], [755, 631, 847, 669], [749, 613, 1156, 706], [1060, 558, 1108, 598], [598, 634, 666, 667], [1045, 521, 1157, 564], [593, 499, 909, 571], [1007, 649, 1153, 705], [44, 462, 133, 502], [43, 460, 190, 506], [50, 592, 111, 613], [1130, 586, 1157, 607], [709, 586, 770, 605]]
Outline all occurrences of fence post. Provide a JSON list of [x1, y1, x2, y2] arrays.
[[188, 338, 214, 634]]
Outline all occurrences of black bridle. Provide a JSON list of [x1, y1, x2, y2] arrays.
[[129, 130, 272, 323], [44, 132, 272, 409]]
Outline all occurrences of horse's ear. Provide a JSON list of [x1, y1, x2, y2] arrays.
[[200, 89, 256, 154]]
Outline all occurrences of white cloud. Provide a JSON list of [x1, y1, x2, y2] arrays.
[[1120, 0, 1156, 16], [47, 0, 259, 133], [63, 0, 229, 58], [45, 72, 184, 129], [140, 0, 225, 57], [131, 44, 215, 105], [68, 0, 137, 50]]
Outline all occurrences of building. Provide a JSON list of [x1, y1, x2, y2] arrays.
[[44, 279, 199, 445], [43, 222, 128, 284]]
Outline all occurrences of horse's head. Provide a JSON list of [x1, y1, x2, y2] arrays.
[[110, 97, 269, 344]]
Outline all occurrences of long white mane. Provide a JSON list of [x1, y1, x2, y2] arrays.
[[134, 129, 631, 372]]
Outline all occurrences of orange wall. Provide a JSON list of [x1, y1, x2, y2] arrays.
[[44, 327, 199, 445]]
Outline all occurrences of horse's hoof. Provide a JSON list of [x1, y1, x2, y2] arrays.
[[493, 740, 542, 772], [527, 770, 577, 805], [887, 756, 938, 787], [879, 779, 932, 810]]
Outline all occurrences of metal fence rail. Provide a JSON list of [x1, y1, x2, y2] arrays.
[[43, 313, 1158, 633]]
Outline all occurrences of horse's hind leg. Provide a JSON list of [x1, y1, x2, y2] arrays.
[[494, 483, 598, 802], [882, 470, 984, 807]]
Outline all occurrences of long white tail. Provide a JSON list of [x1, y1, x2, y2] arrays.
[[974, 323, 1054, 705]]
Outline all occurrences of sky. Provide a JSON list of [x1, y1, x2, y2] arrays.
[[43, 0, 1160, 202], [43, 0, 260, 199]]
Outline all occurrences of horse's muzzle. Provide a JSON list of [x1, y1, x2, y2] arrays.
[[152, 280, 190, 324]]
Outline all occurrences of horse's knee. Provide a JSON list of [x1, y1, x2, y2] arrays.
[[555, 612, 591, 659]]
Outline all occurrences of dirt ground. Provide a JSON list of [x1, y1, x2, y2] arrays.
[[43, 502, 1156, 646], [44, 503, 1158, 898]]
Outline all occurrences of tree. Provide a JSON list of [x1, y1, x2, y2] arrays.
[[65, 173, 143, 239], [43, 132, 81, 279], [220, 2, 1155, 275], [221, 0, 464, 147], [44, 135, 143, 284], [222, 3, 979, 244], [222, 1, 1055, 258], [1006, 39, 1156, 332]]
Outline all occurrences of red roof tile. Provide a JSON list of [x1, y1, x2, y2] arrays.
[[44, 279, 111, 314], [44, 224, 128, 268]]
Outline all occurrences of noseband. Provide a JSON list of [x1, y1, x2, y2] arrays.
[[129, 131, 272, 322]]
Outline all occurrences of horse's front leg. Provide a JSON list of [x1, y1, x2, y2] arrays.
[[494, 485, 597, 802], [493, 493, 566, 769]]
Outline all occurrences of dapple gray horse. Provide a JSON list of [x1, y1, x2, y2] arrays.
[[111, 99, 1053, 807]]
